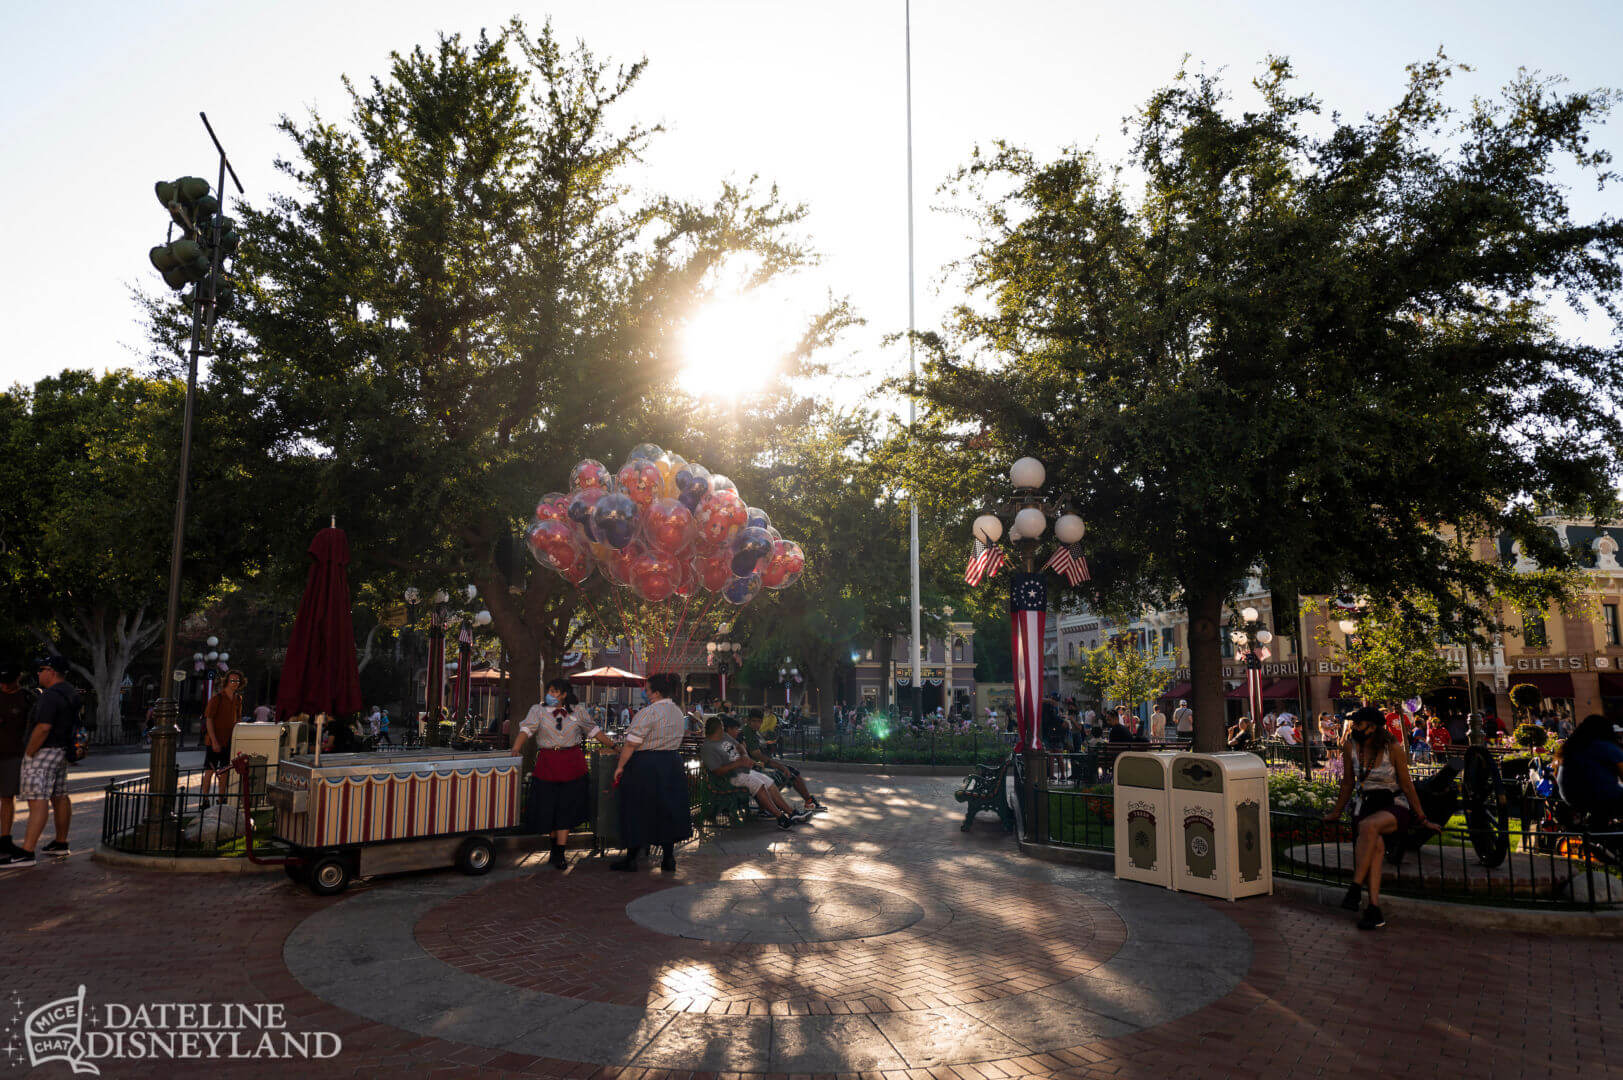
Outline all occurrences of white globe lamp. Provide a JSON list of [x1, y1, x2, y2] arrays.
[[473, 610, 493, 626], [206, 636, 219, 648], [1013, 507, 1048, 538], [1054, 514, 1085, 544], [1338, 619, 1357, 635], [1240, 606, 1260, 623], [1254, 629, 1273, 645], [972, 514, 1003, 544], [1010, 457, 1046, 490]]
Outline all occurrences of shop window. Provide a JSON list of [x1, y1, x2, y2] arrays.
[[1523, 612, 1548, 648], [955, 638, 966, 662], [1606, 604, 1621, 647], [1067, 642, 1076, 661], [1161, 627, 1175, 656], [1221, 635, 1234, 659]]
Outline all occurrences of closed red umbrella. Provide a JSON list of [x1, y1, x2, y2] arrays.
[[276, 527, 363, 719]]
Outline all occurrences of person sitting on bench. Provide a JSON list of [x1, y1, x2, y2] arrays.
[[701, 717, 808, 830], [740, 709, 823, 812]]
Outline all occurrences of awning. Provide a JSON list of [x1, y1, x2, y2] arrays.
[[1159, 682, 1191, 701], [1327, 676, 1355, 700], [1261, 678, 1301, 700], [1225, 682, 1248, 699], [1509, 673, 1575, 698], [1599, 673, 1623, 697]]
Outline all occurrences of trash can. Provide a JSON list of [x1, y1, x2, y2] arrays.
[[227, 723, 286, 799], [1169, 751, 1272, 900], [589, 751, 621, 850], [1112, 750, 1179, 887]]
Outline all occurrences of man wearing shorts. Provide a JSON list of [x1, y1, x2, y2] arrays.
[[741, 709, 823, 811], [3, 656, 78, 867], [0, 665, 33, 858], [700, 717, 806, 828], [200, 670, 245, 807]]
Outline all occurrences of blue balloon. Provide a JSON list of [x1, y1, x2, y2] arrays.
[[591, 492, 639, 550], [723, 572, 762, 606], [678, 490, 703, 512], [729, 526, 772, 576], [567, 490, 600, 541], [745, 506, 771, 532]]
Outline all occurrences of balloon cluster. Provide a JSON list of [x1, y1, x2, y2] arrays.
[[525, 444, 805, 606]]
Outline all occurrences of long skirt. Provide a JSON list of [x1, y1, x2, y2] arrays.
[[617, 750, 694, 849], [525, 775, 590, 834]]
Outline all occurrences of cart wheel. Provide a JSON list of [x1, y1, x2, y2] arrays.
[[307, 854, 352, 896], [284, 861, 308, 885], [456, 836, 495, 875]]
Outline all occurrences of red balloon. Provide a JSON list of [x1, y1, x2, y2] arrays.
[[534, 491, 571, 525], [642, 497, 695, 555], [691, 550, 734, 593], [570, 458, 614, 491], [630, 550, 681, 602], [604, 542, 645, 587], [693, 489, 747, 549], [673, 558, 697, 598], [526, 519, 581, 572], [616, 459, 663, 509], [761, 539, 805, 589], [559, 559, 594, 585]]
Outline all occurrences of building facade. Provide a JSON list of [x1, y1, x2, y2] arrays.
[[850, 622, 978, 716], [1040, 518, 1623, 725]]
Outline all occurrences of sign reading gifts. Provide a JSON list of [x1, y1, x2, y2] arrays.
[[1510, 654, 1591, 671]]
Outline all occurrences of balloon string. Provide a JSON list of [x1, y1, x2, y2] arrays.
[[662, 592, 694, 674], [670, 593, 718, 677], [607, 583, 635, 672]]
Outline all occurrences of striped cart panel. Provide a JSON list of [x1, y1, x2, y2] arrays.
[[305, 763, 521, 848]]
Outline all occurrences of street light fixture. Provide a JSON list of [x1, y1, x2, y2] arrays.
[[963, 457, 1087, 752]]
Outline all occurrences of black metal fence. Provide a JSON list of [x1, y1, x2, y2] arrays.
[[101, 764, 284, 859], [776, 724, 1018, 766], [1011, 750, 1623, 910]]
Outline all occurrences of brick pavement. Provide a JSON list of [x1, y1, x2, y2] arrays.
[[3, 772, 1621, 1078]]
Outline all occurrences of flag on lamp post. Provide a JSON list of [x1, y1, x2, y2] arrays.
[[1247, 654, 1264, 728], [1010, 572, 1047, 751]]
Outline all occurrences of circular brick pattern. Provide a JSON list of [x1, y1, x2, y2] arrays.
[[415, 856, 1128, 1013], [625, 877, 925, 943]]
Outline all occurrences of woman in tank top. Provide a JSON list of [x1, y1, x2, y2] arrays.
[[1324, 706, 1438, 930]]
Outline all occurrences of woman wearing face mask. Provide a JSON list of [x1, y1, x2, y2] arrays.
[[512, 678, 617, 868], [1324, 706, 1439, 929]]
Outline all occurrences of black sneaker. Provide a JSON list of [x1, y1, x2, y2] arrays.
[[42, 840, 70, 857], [1341, 883, 1361, 911], [776, 814, 794, 830], [0, 836, 18, 856], [0, 848, 35, 868], [1357, 904, 1386, 930], [791, 809, 815, 823]]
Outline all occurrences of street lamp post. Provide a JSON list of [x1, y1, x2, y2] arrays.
[[706, 641, 741, 704], [966, 457, 1086, 753], [402, 587, 421, 735], [777, 658, 801, 710], [1229, 607, 1273, 749]]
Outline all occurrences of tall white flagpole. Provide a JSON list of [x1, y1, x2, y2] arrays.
[[905, 0, 923, 720]]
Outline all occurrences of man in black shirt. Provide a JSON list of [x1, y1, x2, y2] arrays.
[[3, 656, 79, 867], [0, 665, 33, 857]]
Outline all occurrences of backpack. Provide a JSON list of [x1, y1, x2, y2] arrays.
[[67, 723, 89, 765]]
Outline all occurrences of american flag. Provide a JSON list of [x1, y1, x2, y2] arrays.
[[1246, 655, 1263, 730], [1041, 544, 1091, 586], [1009, 572, 1048, 751], [964, 541, 1006, 586]]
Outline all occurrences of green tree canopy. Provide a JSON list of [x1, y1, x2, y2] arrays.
[[913, 56, 1623, 750], [160, 20, 836, 723]]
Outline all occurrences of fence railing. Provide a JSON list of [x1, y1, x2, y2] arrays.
[[101, 764, 282, 859], [1012, 750, 1623, 910], [776, 724, 1018, 766]]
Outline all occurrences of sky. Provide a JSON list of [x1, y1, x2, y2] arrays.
[[3, 0, 1620, 401]]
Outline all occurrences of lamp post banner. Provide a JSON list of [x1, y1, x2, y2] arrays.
[[1009, 572, 1047, 750]]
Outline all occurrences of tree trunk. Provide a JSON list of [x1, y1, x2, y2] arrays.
[[1184, 584, 1227, 753], [46, 605, 163, 739]]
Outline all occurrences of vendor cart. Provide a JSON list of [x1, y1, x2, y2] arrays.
[[261, 748, 523, 896]]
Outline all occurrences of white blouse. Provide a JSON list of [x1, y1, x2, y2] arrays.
[[518, 703, 601, 749]]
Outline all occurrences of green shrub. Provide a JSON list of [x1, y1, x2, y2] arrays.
[[1513, 723, 1548, 749], [1268, 770, 1340, 814]]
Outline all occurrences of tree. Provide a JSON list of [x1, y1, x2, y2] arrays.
[[0, 371, 257, 734], [1070, 636, 1173, 719], [913, 56, 1623, 751], [177, 21, 826, 726], [1315, 600, 1452, 706]]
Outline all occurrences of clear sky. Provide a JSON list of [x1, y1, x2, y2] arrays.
[[3, 0, 1619, 398]]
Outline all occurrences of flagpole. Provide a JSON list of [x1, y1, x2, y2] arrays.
[[905, 0, 924, 725]]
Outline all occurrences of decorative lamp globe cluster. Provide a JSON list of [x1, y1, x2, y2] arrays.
[[968, 457, 1086, 573]]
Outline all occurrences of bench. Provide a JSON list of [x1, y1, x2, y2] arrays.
[[954, 756, 1014, 832], [697, 768, 753, 826]]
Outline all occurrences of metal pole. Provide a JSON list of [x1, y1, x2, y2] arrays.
[[905, 0, 923, 728], [145, 114, 244, 832], [1296, 594, 1312, 780]]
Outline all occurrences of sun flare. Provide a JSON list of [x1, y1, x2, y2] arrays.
[[678, 290, 800, 398]]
